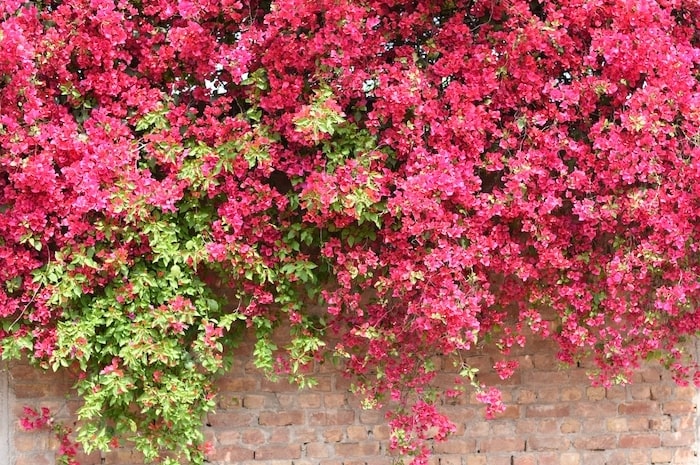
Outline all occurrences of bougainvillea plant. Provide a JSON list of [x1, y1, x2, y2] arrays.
[[1, 0, 699, 463]]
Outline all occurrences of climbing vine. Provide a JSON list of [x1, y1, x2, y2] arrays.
[[2, 0, 700, 463]]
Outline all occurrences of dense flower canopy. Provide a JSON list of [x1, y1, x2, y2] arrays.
[[1, 0, 699, 463]]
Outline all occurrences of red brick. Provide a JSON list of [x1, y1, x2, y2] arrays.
[[444, 392, 469, 406], [628, 384, 651, 400], [447, 406, 479, 424], [240, 428, 266, 445], [561, 387, 583, 401], [242, 394, 267, 408], [465, 422, 490, 437], [207, 446, 254, 462], [481, 456, 512, 465], [14, 432, 47, 451], [493, 405, 520, 419], [203, 428, 216, 445], [560, 419, 581, 433], [515, 419, 537, 434], [268, 427, 291, 443], [346, 425, 369, 441], [464, 354, 493, 371], [309, 409, 355, 426], [651, 448, 674, 464], [334, 375, 354, 390], [65, 400, 84, 415], [516, 354, 535, 369], [526, 437, 569, 451], [538, 418, 559, 434], [626, 416, 652, 431], [513, 455, 537, 465], [258, 410, 304, 426], [673, 448, 698, 464], [674, 385, 697, 399], [618, 433, 661, 448], [216, 429, 242, 445], [206, 411, 255, 427], [516, 389, 537, 404], [306, 442, 331, 458], [524, 370, 569, 385], [586, 387, 605, 401], [569, 368, 593, 383], [479, 371, 522, 386], [536, 453, 559, 465], [11, 384, 63, 398], [217, 395, 241, 409], [298, 392, 322, 408], [479, 438, 525, 452], [648, 415, 671, 431], [433, 439, 476, 454], [660, 431, 695, 446], [606, 417, 628, 432], [334, 441, 381, 456], [372, 424, 391, 440], [437, 456, 461, 465], [359, 409, 383, 425], [573, 435, 616, 450], [525, 404, 569, 418], [293, 427, 317, 442], [532, 354, 559, 369], [489, 423, 513, 439], [254, 444, 301, 460], [604, 386, 626, 400], [560, 452, 581, 465], [676, 413, 696, 431], [628, 449, 650, 465], [640, 368, 663, 382], [260, 378, 298, 392], [275, 393, 296, 408], [319, 460, 344, 465], [650, 384, 673, 400], [580, 451, 613, 465], [217, 377, 258, 391], [537, 387, 561, 402], [323, 427, 344, 442], [72, 451, 103, 464], [662, 400, 695, 415], [465, 454, 487, 465], [15, 454, 53, 465], [7, 364, 39, 379], [618, 401, 659, 415], [607, 451, 629, 464], [571, 401, 616, 417], [101, 448, 146, 465]]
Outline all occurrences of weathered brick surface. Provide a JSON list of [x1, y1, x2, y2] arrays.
[[3, 335, 699, 465], [1, 367, 10, 465]]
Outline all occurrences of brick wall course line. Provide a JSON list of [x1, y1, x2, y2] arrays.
[[5, 338, 700, 465]]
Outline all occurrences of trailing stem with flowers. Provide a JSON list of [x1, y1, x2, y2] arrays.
[[1, 0, 700, 463]]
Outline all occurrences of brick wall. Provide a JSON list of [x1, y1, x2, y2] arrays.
[[3, 334, 699, 465], [1, 362, 10, 464]]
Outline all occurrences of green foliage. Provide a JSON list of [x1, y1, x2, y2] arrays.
[[35, 203, 240, 462]]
